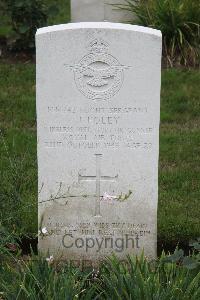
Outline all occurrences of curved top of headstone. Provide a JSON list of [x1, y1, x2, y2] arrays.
[[36, 22, 161, 38]]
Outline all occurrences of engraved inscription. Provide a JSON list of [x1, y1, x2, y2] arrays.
[[44, 105, 154, 150], [46, 221, 151, 239]]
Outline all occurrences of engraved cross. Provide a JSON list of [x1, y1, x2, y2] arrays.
[[78, 154, 118, 217]]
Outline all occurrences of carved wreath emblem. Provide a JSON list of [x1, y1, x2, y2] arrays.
[[66, 38, 129, 100]]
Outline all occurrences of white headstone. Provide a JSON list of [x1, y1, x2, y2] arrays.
[[71, 0, 134, 23], [36, 22, 162, 265]]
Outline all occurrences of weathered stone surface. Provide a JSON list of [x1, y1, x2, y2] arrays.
[[36, 22, 162, 263], [71, 0, 133, 23]]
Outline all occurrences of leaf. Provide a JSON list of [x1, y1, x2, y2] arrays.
[[164, 249, 185, 263], [189, 240, 200, 250], [193, 243, 200, 251], [18, 25, 30, 34], [182, 257, 199, 270]]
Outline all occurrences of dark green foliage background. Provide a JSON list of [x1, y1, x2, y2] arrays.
[[0, 0, 70, 50], [116, 0, 200, 67]]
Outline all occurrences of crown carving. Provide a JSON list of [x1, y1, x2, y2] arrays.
[[89, 38, 109, 54]]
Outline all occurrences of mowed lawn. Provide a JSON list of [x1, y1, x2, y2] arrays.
[[0, 62, 199, 246]]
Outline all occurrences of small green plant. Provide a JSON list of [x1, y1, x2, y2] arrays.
[[0, 248, 199, 299], [0, 254, 91, 299], [190, 238, 200, 251], [163, 248, 200, 269], [2, 0, 59, 50], [93, 251, 200, 299], [116, 0, 200, 67]]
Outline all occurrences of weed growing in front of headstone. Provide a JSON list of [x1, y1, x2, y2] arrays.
[[117, 190, 133, 202]]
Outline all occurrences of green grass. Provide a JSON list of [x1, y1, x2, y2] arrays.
[[158, 69, 200, 242], [0, 63, 37, 235], [0, 63, 200, 244]]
